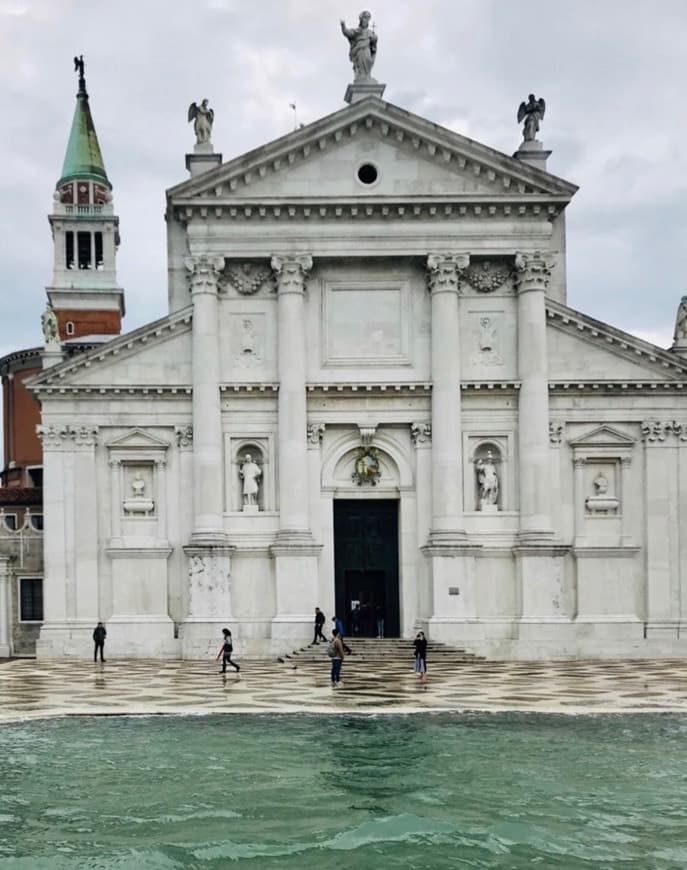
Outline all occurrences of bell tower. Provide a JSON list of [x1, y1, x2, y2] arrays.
[[46, 56, 125, 340]]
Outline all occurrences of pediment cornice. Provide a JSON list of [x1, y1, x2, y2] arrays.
[[168, 97, 577, 210], [546, 299, 687, 380], [27, 307, 193, 391]]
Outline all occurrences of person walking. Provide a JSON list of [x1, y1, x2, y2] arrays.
[[93, 621, 107, 662], [216, 628, 240, 675], [312, 607, 327, 644], [413, 631, 427, 679], [375, 604, 385, 638], [328, 628, 345, 686]]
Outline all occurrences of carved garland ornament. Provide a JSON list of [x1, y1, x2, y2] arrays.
[[641, 420, 687, 443], [225, 262, 273, 295], [37, 424, 99, 448], [464, 260, 511, 293]]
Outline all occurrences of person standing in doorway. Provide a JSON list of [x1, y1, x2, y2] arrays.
[[413, 631, 427, 679], [216, 628, 240, 675], [375, 604, 385, 638], [312, 607, 327, 644], [93, 621, 107, 662], [328, 628, 345, 686]]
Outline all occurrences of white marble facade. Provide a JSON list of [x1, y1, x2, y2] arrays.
[[32, 98, 687, 659]]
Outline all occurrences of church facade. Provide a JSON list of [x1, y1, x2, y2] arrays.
[[24, 58, 687, 660]]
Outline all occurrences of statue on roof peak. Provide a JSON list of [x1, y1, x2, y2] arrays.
[[73, 54, 86, 94], [340, 11, 378, 81], [517, 94, 546, 142], [188, 99, 214, 145]]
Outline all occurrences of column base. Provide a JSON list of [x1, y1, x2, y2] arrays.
[[187, 530, 231, 547], [517, 529, 555, 546], [184, 544, 235, 621], [424, 528, 469, 551], [514, 544, 571, 620], [270, 533, 322, 648], [0, 643, 10, 658]]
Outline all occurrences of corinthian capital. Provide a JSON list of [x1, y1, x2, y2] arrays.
[[426, 253, 470, 294], [271, 255, 313, 295], [184, 253, 225, 295], [513, 251, 551, 292]]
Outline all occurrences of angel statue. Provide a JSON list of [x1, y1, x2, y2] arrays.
[[340, 11, 378, 81], [41, 303, 59, 346], [517, 94, 546, 142], [188, 99, 214, 145]]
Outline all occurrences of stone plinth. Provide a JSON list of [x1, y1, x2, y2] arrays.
[[513, 139, 551, 171], [344, 80, 386, 104], [186, 144, 222, 178]]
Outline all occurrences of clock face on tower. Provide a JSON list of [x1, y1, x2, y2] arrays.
[[77, 183, 90, 205]]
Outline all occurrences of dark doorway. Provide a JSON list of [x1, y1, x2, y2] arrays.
[[333, 499, 400, 637]]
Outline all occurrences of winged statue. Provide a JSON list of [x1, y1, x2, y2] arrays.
[[188, 99, 214, 145], [517, 94, 546, 142]]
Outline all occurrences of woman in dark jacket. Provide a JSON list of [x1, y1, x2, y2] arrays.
[[413, 631, 427, 679]]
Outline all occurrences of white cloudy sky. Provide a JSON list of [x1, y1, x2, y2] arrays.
[[2, 0, 687, 359]]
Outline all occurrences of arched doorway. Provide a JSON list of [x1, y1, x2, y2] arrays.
[[333, 499, 400, 638]]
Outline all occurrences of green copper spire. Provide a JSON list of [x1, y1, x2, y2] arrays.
[[57, 56, 110, 189]]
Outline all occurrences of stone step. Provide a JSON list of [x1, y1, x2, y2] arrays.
[[280, 638, 484, 666]]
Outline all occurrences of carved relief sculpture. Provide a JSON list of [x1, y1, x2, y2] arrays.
[[340, 11, 378, 81], [352, 447, 381, 486], [226, 262, 273, 296], [187, 99, 214, 145], [239, 453, 262, 511], [517, 94, 546, 142], [471, 316, 503, 367], [234, 319, 263, 368], [464, 260, 511, 294], [476, 451, 499, 512]]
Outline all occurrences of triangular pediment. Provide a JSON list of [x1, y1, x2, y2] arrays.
[[569, 425, 636, 448], [107, 428, 170, 450], [28, 308, 193, 392], [169, 97, 577, 206], [547, 301, 687, 383]]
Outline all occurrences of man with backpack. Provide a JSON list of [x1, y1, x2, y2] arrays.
[[327, 628, 345, 686]]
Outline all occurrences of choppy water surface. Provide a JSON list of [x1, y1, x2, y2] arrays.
[[1, 713, 687, 868]]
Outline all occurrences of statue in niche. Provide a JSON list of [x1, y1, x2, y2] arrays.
[[187, 99, 214, 145], [340, 11, 378, 81], [517, 94, 546, 142], [239, 453, 262, 509], [41, 304, 59, 346], [123, 469, 154, 515], [476, 451, 499, 511]]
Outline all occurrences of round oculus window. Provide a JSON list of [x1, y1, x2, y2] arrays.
[[357, 163, 378, 185]]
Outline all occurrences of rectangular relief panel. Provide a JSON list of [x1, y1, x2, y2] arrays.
[[322, 281, 411, 367]]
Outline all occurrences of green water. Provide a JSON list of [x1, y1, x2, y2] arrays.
[[1, 714, 687, 868]]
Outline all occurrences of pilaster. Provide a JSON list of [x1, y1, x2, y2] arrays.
[[0, 555, 11, 657]]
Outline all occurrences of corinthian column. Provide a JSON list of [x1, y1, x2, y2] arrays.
[[269, 255, 321, 649], [272, 254, 313, 539], [186, 254, 228, 544], [426, 253, 469, 545], [514, 251, 553, 543]]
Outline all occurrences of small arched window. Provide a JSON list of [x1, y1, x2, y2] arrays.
[[66, 321, 75, 336]]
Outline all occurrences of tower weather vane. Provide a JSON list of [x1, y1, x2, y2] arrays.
[[73, 54, 86, 92]]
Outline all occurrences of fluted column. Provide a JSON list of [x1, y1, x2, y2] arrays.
[[185, 254, 228, 544], [514, 252, 553, 543], [426, 253, 469, 545], [272, 254, 313, 540]]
